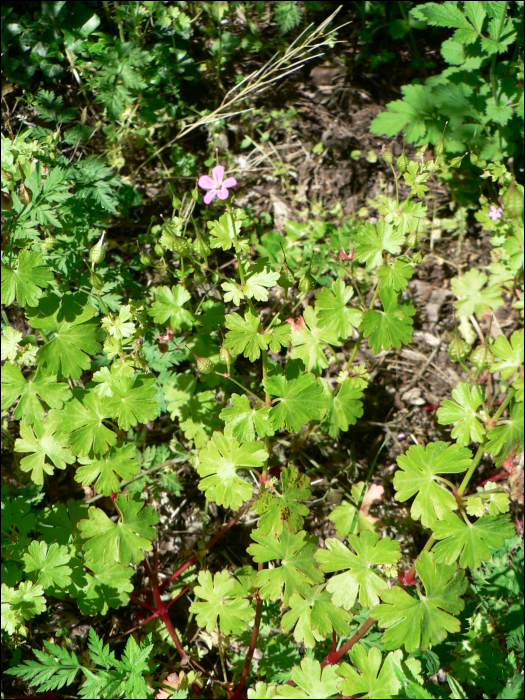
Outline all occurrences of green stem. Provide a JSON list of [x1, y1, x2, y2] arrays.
[[348, 438, 387, 535], [389, 162, 400, 208], [216, 372, 262, 402], [457, 443, 485, 497]]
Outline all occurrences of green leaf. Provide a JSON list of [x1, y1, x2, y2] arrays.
[[451, 270, 503, 318], [107, 373, 159, 430], [321, 377, 364, 438], [14, 421, 75, 485], [76, 444, 141, 496], [379, 197, 427, 235], [491, 330, 524, 379], [485, 98, 514, 126], [189, 570, 255, 635], [403, 161, 431, 198], [244, 266, 280, 302], [253, 466, 310, 537], [372, 551, 467, 652], [74, 559, 134, 616], [225, 309, 266, 362], [1, 582, 46, 637], [431, 512, 515, 569], [485, 402, 524, 464], [370, 85, 434, 140], [289, 306, 340, 374], [274, 657, 339, 699], [394, 441, 472, 527], [337, 645, 405, 699], [27, 293, 103, 379], [328, 482, 384, 537], [48, 387, 117, 456], [196, 426, 268, 510], [315, 279, 362, 341], [220, 393, 275, 442], [1, 251, 53, 307], [437, 382, 486, 446], [1, 364, 71, 425], [148, 285, 193, 332], [248, 528, 324, 604], [281, 585, 351, 648], [207, 209, 249, 251], [78, 492, 159, 566], [222, 280, 244, 305], [361, 289, 415, 353], [315, 531, 401, 610], [1, 326, 23, 361], [377, 260, 414, 292], [7, 636, 82, 690], [355, 220, 405, 269], [263, 364, 327, 433], [416, 2, 477, 31], [23, 541, 72, 593]]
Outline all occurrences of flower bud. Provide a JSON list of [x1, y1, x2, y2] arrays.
[[470, 343, 493, 369], [1, 190, 13, 211], [470, 152, 480, 165], [502, 182, 524, 220], [173, 236, 191, 257], [219, 344, 234, 369], [18, 183, 32, 206], [298, 271, 316, 293], [278, 262, 295, 290], [397, 154, 409, 172], [195, 354, 214, 374], [434, 139, 444, 157], [193, 236, 211, 258], [140, 253, 152, 265], [89, 231, 106, 264], [448, 337, 471, 362], [381, 148, 393, 164]]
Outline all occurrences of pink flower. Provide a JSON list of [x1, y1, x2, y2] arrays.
[[488, 205, 502, 220], [198, 165, 237, 204]]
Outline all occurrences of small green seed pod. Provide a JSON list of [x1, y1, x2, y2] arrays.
[[470, 343, 493, 370], [140, 253, 152, 266], [1, 190, 13, 211], [448, 337, 471, 362], [278, 262, 295, 290], [298, 271, 316, 293], [434, 139, 444, 157], [193, 270, 205, 284], [90, 272, 104, 290], [154, 242, 164, 256], [173, 236, 191, 257], [397, 154, 409, 172], [18, 183, 32, 206], [502, 182, 524, 220], [381, 148, 393, 164], [193, 236, 211, 258], [89, 231, 106, 264], [211, 270, 221, 284], [470, 152, 480, 166], [195, 355, 214, 374], [406, 231, 420, 248]]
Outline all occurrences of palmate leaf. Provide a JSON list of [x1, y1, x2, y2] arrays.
[[14, 421, 75, 485], [485, 402, 524, 465], [244, 266, 280, 302], [288, 306, 340, 374], [372, 552, 467, 652], [379, 197, 427, 235], [106, 373, 159, 430], [315, 279, 362, 341], [281, 585, 351, 648], [225, 309, 266, 362], [189, 570, 255, 635], [451, 269, 503, 318], [164, 373, 222, 448], [220, 393, 275, 442], [315, 531, 401, 610], [1, 250, 53, 307], [196, 426, 268, 510], [361, 289, 415, 353], [70, 560, 135, 616], [328, 482, 384, 537], [1, 364, 71, 425], [370, 84, 435, 142], [27, 293, 104, 379], [321, 377, 364, 438], [207, 208, 249, 251], [336, 644, 406, 699], [274, 657, 339, 699], [78, 492, 159, 567], [491, 330, 524, 379], [253, 466, 310, 537], [377, 259, 414, 292], [437, 381, 486, 446], [431, 512, 515, 569], [263, 361, 327, 433], [76, 444, 141, 496], [355, 220, 405, 269], [248, 527, 324, 604], [22, 541, 72, 594], [48, 387, 117, 456], [1, 581, 46, 637], [148, 285, 193, 332], [394, 441, 472, 527]]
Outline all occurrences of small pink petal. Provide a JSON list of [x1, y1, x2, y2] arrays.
[[198, 175, 215, 190], [203, 190, 217, 204], [211, 165, 225, 185], [222, 176, 237, 189], [216, 188, 230, 200]]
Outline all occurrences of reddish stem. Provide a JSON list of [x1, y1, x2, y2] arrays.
[[231, 597, 263, 698], [322, 616, 375, 666]]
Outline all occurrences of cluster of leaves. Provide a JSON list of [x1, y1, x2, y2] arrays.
[[1, 3, 524, 699]]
